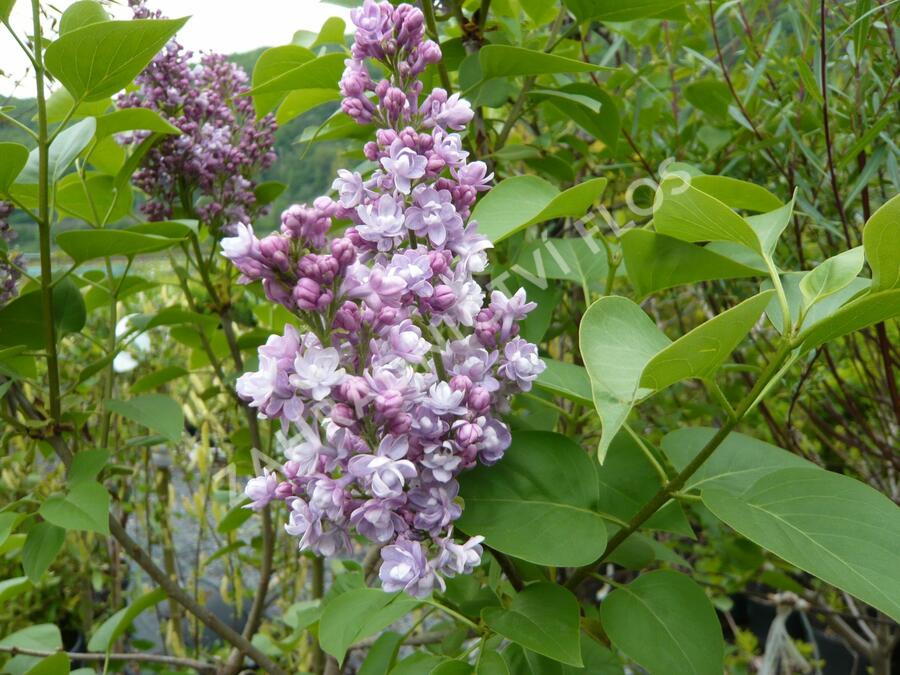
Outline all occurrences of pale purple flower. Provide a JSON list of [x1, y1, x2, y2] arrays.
[[380, 139, 427, 194], [421, 441, 463, 482], [244, 469, 278, 510], [498, 337, 545, 391], [356, 195, 407, 250], [408, 482, 462, 533], [290, 346, 346, 401], [348, 453, 417, 498], [437, 533, 484, 576], [332, 169, 366, 208], [405, 186, 463, 246], [379, 539, 443, 597], [424, 382, 468, 417], [350, 497, 407, 542]]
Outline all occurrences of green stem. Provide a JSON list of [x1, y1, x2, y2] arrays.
[[421, 0, 452, 91], [31, 0, 61, 425], [566, 339, 794, 590]]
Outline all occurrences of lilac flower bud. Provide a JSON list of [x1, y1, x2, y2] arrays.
[[450, 374, 472, 393], [468, 386, 491, 413], [429, 284, 456, 312], [294, 277, 322, 311], [331, 237, 357, 267], [275, 481, 296, 500]]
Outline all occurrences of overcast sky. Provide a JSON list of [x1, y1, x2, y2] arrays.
[[1, 0, 353, 97]]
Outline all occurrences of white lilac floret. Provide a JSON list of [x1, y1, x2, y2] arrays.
[[223, 0, 544, 597]]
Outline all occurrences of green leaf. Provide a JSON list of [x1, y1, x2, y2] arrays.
[[640, 291, 774, 390], [683, 80, 732, 120], [88, 588, 166, 651], [56, 229, 180, 264], [479, 45, 609, 81], [431, 661, 473, 675], [653, 175, 760, 253], [0, 624, 62, 675], [597, 432, 692, 536], [105, 394, 183, 442], [44, 88, 110, 124], [319, 588, 420, 663], [457, 431, 607, 567], [39, 480, 109, 535], [798, 288, 900, 352], [620, 229, 764, 298], [250, 44, 316, 116], [0, 278, 86, 348], [127, 220, 197, 239], [59, 0, 108, 34], [95, 108, 180, 138], [662, 428, 813, 493], [564, 0, 687, 21], [392, 653, 447, 675], [55, 174, 133, 226], [863, 193, 900, 291], [690, 175, 783, 213], [250, 51, 345, 102], [0, 142, 29, 193], [21, 522, 66, 582], [0, 0, 15, 22], [0, 576, 31, 603], [600, 570, 724, 675], [514, 237, 609, 287], [312, 16, 346, 47], [69, 448, 109, 485], [276, 88, 341, 125], [799, 246, 866, 310], [359, 632, 404, 675], [131, 365, 189, 394], [254, 180, 287, 206], [534, 359, 593, 407], [473, 176, 607, 243], [216, 500, 253, 533], [45, 18, 189, 102], [531, 83, 619, 150], [17, 117, 97, 184], [476, 650, 510, 675], [579, 296, 670, 460], [703, 467, 900, 623], [23, 653, 69, 675], [763, 272, 871, 335], [745, 192, 796, 256], [483, 583, 582, 667]]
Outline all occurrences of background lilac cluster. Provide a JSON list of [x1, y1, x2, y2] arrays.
[[0, 202, 22, 307], [224, 0, 545, 597], [118, 1, 277, 232]]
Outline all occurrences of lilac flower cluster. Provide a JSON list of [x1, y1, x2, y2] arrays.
[[118, 3, 277, 232], [228, 0, 545, 597], [0, 202, 22, 307]]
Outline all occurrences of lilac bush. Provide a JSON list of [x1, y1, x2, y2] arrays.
[[224, 0, 544, 597], [0, 202, 22, 307], [117, 2, 277, 232]]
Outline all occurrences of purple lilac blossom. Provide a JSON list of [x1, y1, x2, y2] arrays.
[[0, 202, 23, 307], [118, 3, 277, 233], [224, 0, 544, 597]]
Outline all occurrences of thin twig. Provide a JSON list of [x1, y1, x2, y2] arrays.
[[0, 646, 219, 673]]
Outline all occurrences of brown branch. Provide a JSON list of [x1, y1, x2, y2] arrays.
[[819, 0, 853, 246], [708, 0, 792, 184], [0, 646, 218, 673]]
